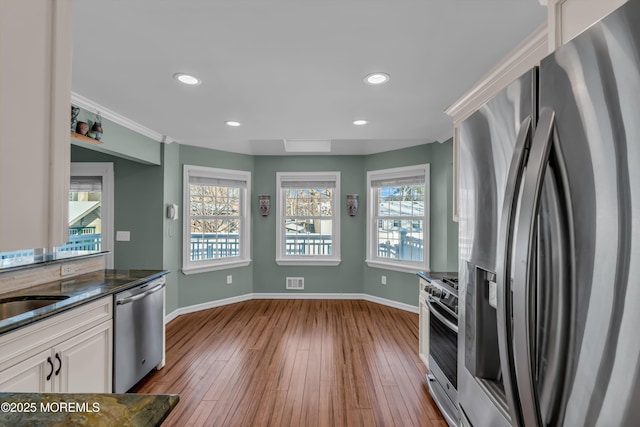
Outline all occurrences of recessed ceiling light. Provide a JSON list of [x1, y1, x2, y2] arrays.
[[173, 73, 201, 85], [225, 120, 241, 127], [353, 120, 368, 126], [364, 72, 390, 85]]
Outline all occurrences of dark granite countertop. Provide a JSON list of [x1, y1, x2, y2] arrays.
[[0, 392, 178, 426], [0, 269, 169, 335], [417, 271, 457, 282]]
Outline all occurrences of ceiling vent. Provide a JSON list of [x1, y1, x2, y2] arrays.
[[283, 139, 331, 153]]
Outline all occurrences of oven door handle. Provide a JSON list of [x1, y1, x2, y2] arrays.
[[427, 298, 458, 333]]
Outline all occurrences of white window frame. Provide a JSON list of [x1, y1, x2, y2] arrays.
[[182, 165, 251, 274], [276, 171, 341, 266], [70, 162, 115, 269], [366, 164, 429, 274]]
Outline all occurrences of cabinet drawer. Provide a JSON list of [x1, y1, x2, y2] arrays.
[[0, 297, 112, 370]]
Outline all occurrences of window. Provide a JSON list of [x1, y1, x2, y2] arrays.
[[183, 165, 251, 274], [276, 172, 340, 266], [60, 163, 114, 268], [366, 164, 429, 273], [0, 162, 114, 269]]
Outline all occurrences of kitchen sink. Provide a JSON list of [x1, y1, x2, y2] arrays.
[[0, 295, 70, 321]]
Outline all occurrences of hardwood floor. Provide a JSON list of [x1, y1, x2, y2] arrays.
[[132, 299, 447, 427]]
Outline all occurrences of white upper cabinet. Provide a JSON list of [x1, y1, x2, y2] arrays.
[[0, 0, 73, 251], [547, 0, 628, 51]]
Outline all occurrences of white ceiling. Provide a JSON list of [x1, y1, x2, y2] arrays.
[[72, 0, 546, 156]]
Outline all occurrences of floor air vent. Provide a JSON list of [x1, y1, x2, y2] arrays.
[[286, 277, 304, 290]]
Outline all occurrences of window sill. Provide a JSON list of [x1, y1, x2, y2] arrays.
[[276, 258, 341, 266], [365, 259, 426, 274], [182, 258, 251, 275]]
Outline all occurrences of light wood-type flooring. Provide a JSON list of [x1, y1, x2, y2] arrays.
[[132, 299, 447, 427]]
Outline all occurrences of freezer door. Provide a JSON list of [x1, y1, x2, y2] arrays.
[[534, 1, 640, 426], [458, 69, 535, 427]]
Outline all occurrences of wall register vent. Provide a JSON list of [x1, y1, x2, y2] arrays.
[[286, 277, 304, 290]]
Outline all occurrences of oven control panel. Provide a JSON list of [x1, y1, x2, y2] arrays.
[[420, 275, 459, 316]]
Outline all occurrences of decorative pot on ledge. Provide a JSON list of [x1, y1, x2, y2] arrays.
[[76, 121, 89, 136], [92, 122, 103, 141], [70, 106, 79, 131]]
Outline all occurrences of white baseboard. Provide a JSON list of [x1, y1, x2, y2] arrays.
[[361, 294, 419, 314], [252, 292, 363, 300], [164, 293, 253, 324], [165, 292, 418, 323]]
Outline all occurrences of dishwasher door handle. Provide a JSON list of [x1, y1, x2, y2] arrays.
[[116, 282, 165, 305]]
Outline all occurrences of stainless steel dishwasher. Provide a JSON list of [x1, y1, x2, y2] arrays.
[[113, 277, 165, 393]]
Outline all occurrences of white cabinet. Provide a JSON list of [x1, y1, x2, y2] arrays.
[[0, 350, 51, 392], [0, 0, 73, 251], [0, 297, 113, 393], [547, 0, 627, 51], [53, 321, 112, 392]]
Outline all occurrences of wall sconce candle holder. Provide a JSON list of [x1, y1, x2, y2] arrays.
[[259, 195, 271, 216], [347, 194, 359, 216]]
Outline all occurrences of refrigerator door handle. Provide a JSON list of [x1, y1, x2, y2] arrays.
[[496, 115, 532, 427], [512, 107, 558, 427]]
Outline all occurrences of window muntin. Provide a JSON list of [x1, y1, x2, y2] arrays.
[[276, 172, 340, 265], [183, 165, 251, 274], [367, 165, 429, 272]]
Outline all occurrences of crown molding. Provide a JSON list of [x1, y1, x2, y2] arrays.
[[445, 23, 548, 123], [71, 92, 177, 144]]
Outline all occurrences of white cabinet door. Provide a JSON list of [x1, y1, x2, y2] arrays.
[[0, 0, 72, 251], [0, 349, 52, 392], [54, 321, 113, 393]]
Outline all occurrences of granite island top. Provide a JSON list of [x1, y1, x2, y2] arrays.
[[0, 269, 169, 335], [0, 392, 178, 426]]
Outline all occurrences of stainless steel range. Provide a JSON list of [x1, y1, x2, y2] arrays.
[[421, 275, 459, 427]]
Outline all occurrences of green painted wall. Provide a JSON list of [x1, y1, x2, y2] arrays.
[[70, 146, 164, 270], [362, 140, 458, 306], [161, 143, 181, 314], [176, 145, 255, 307], [75, 135, 458, 311], [252, 155, 366, 294]]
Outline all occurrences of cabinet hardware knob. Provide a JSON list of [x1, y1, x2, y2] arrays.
[[46, 357, 54, 381], [55, 353, 62, 376]]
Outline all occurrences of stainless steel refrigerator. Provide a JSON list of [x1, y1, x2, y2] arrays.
[[458, 1, 640, 426]]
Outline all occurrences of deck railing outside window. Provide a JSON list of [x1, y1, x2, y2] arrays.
[[377, 231, 423, 261], [189, 232, 422, 261], [57, 227, 102, 252], [189, 233, 337, 260]]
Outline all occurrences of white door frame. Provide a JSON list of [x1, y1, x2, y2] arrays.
[[70, 162, 114, 268]]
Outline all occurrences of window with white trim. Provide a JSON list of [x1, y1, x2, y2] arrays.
[[366, 164, 429, 273], [183, 165, 251, 274], [276, 172, 341, 266]]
